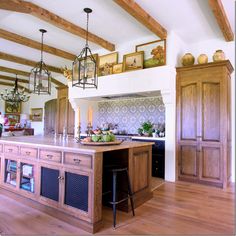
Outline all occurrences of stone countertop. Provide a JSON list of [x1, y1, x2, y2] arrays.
[[0, 135, 154, 154]]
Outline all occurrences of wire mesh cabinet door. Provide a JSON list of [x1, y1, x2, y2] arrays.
[[61, 167, 92, 222]]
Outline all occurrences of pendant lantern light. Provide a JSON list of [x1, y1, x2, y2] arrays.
[[72, 8, 98, 89], [29, 29, 51, 95]]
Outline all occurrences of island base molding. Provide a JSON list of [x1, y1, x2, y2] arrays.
[[0, 187, 103, 233]]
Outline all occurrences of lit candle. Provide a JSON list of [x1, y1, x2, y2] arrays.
[[77, 108, 80, 126]]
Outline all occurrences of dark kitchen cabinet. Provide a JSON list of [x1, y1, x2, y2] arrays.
[[132, 138, 165, 179]]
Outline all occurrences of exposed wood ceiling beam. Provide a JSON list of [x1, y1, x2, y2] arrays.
[[0, 74, 28, 84], [0, 0, 115, 51], [114, 0, 167, 39], [0, 66, 66, 88], [208, 0, 234, 41], [0, 51, 62, 74], [0, 28, 76, 61], [0, 80, 30, 93], [0, 66, 29, 77]]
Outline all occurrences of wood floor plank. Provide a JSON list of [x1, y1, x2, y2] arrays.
[[0, 181, 234, 235]]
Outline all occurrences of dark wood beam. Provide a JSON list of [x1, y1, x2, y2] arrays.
[[0, 66, 66, 88], [0, 51, 62, 74], [0, 28, 76, 60], [208, 0, 234, 41], [114, 0, 167, 39], [0, 0, 115, 51], [0, 80, 30, 93]]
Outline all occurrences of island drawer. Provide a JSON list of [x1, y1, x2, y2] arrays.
[[64, 152, 92, 169], [20, 147, 38, 159], [4, 145, 19, 154], [39, 150, 62, 163]]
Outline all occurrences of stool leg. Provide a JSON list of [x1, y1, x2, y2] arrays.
[[126, 170, 135, 216], [112, 171, 117, 228]]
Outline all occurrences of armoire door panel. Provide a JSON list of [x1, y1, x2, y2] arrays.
[[179, 145, 198, 178], [200, 147, 221, 182], [202, 82, 220, 142], [58, 97, 67, 134], [180, 83, 198, 140]]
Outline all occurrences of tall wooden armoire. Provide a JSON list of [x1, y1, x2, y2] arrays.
[[176, 60, 233, 188]]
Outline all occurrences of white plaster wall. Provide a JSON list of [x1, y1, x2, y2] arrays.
[[184, 39, 235, 182]]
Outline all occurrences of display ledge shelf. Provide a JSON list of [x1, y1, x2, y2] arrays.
[[68, 65, 174, 100]]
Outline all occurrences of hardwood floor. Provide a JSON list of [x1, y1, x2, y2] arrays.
[[0, 181, 234, 235]]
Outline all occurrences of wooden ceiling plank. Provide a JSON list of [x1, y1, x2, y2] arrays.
[[0, 28, 76, 61], [0, 66, 66, 88], [208, 0, 234, 42], [0, 0, 115, 51], [0, 51, 62, 74], [114, 0, 167, 39]]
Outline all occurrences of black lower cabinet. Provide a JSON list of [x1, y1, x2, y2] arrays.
[[64, 172, 89, 212], [132, 139, 165, 179], [40, 167, 59, 201]]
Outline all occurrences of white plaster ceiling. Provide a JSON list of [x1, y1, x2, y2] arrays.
[[0, 0, 235, 85]]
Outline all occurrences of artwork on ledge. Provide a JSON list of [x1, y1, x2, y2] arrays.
[[136, 39, 166, 68], [123, 51, 144, 72], [73, 54, 98, 80], [30, 108, 43, 122], [112, 63, 123, 74], [98, 52, 118, 76], [5, 102, 21, 114]]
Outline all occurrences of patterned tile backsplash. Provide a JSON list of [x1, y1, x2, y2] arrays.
[[96, 97, 165, 134]]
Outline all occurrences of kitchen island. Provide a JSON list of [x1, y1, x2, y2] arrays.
[[0, 136, 153, 233]]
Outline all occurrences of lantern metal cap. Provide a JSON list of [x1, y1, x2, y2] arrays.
[[84, 8, 92, 14]]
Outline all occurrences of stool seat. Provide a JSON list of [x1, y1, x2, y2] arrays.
[[103, 166, 135, 228]]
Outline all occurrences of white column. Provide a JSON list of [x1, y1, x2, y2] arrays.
[[161, 90, 176, 182]]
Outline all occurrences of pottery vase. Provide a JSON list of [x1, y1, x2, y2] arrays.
[[197, 54, 208, 64], [181, 53, 195, 66], [213, 50, 225, 62]]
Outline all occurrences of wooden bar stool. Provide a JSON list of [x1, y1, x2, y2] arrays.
[[104, 167, 135, 228]]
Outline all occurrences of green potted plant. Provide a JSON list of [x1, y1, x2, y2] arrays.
[[138, 121, 153, 137]]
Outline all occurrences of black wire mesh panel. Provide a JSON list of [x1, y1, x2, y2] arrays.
[[64, 172, 88, 212], [40, 167, 59, 201]]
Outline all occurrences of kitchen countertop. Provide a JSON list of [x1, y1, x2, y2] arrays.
[[0, 135, 154, 154]]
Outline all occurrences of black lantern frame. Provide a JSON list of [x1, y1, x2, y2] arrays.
[[72, 8, 98, 89], [29, 29, 51, 95]]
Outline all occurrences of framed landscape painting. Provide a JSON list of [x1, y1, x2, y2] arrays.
[[31, 108, 43, 122], [136, 39, 166, 68], [5, 102, 21, 114], [98, 52, 118, 76], [123, 51, 144, 72]]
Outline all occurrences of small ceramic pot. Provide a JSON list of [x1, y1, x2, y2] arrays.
[[181, 53, 195, 66], [213, 50, 225, 62], [197, 54, 208, 64]]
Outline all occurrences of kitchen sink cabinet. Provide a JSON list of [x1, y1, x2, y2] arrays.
[[176, 60, 233, 188]]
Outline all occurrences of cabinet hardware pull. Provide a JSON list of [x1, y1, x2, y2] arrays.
[[57, 176, 64, 180], [25, 151, 31, 155], [155, 161, 158, 164], [58, 176, 61, 180], [73, 158, 81, 164], [156, 168, 158, 170], [46, 154, 53, 159]]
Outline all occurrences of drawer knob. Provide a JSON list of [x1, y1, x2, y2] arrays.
[[25, 151, 31, 155], [73, 158, 81, 164], [46, 154, 53, 159], [155, 161, 158, 164]]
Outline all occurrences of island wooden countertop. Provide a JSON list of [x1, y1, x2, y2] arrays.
[[0, 135, 154, 154]]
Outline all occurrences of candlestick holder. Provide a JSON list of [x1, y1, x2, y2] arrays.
[[75, 124, 81, 143], [86, 123, 93, 137]]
